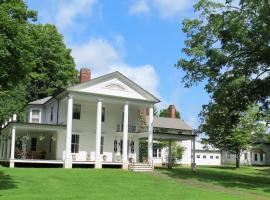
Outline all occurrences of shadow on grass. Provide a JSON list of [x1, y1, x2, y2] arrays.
[[157, 166, 270, 194], [0, 170, 17, 191]]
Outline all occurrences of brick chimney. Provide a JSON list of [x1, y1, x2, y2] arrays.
[[168, 105, 176, 118], [80, 68, 91, 83]]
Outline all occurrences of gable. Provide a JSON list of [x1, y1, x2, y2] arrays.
[[67, 72, 159, 102]]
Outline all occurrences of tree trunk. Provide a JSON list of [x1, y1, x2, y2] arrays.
[[235, 150, 240, 168]]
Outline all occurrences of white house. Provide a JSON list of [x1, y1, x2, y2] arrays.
[[0, 68, 196, 171]]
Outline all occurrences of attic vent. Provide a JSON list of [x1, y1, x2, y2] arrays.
[[104, 83, 127, 91]]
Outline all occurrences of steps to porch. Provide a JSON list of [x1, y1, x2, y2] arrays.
[[129, 163, 153, 172]]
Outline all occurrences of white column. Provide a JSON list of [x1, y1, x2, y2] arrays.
[[2, 138, 6, 159], [168, 141, 172, 169], [122, 103, 129, 169], [191, 138, 196, 171], [148, 106, 154, 167], [10, 127, 16, 160], [64, 95, 73, 169], [95, 100, 102, 168], [6, 139, 10, 160]]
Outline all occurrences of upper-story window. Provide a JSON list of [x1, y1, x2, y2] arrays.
[[50, 107, 54, 122], [31, 109, 40, 123], [73, 104, 81, 120], [102, 107, 105, 122]]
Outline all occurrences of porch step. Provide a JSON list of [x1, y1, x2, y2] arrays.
[[129, 163, 153, 172]]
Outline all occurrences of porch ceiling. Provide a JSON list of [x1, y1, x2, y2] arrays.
[[1, 122, 66, 135]]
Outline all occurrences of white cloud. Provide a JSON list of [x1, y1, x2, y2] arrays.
[[55, 0, 96, 30], [128, 0, 194, 18], [71, 37, 160, 97], [129, 0, 150, 15]]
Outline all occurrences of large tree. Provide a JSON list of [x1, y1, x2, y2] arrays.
[[0, 0, 36, 90], [159, 108, 181, 118], [177, 0, 270, 167], [0, 1, 78, 123]]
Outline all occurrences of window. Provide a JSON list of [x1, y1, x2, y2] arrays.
[[31, 138, 37, 151], [102, 107, 105, 122], [71, 135, 79, 153], [73, 104, 81, 120], [113, 140, 118, 153], [50, 107, 54, 122], [120, 140, 123, 154], [254, 153, 258, 161], [203, 155, 207, 159], [244, 153, 248, 160], [216, 156, 219, 159], [196, 155, 200, 159], [227, 153, 231, 159], [210, 156, 214, 159], [260, 153, 264, 162], [130, 141, 134, 154], [158, 149, 161, 157], [31, 110, 40, 123], [100, 136, 104, 154]]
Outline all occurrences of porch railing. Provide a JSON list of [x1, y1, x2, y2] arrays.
[[116, 124, 147, 133]]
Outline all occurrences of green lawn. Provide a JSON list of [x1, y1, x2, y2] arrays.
[[0, 166, 269, 200]]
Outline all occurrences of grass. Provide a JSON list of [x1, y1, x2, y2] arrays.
[[0, 166, 269, 200]]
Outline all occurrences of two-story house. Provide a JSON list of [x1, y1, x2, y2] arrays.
[[0, 68, 196, 171]]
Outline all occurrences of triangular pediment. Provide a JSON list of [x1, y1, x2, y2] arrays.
[[67, 71, 159, 102]]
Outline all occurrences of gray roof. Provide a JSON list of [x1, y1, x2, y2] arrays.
[[152, 117, 193, 131], [29, 96, 52, 105]]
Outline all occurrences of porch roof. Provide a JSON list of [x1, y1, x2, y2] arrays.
[[0, 122, 66, 135]]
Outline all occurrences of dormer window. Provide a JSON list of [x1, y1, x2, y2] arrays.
[[31, 109, 41, 123]]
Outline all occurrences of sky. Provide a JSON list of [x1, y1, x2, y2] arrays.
[[25, 0, 210, 128]]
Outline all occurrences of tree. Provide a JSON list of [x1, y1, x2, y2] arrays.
[[177, 0, 270, 167], [0, 0, 37, 90], [201, 104, 267, 168], [26, 24, 78, 101], [159, 109, 181, 118]]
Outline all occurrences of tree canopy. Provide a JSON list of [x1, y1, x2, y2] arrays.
[[178, 0, 270, 167], [0, 0, 78, 123], [159, 108, 181, 119]]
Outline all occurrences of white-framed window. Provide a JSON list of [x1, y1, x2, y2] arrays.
[[102, 107, 105, 122], [216, 156, 219, 159], [130, 141, 135, 154], [203, 155, 206, 159], [31, 109, 41, 123], [254, 153, 258, 161], [210, 155, 214, 159], [244, 153, 248, 160], [260, 153, 264, 162], [50, 107, 54, 122], [113, 140, 118, 153], [196, 155, 200, 159], [73, 104, 81, 120], [153, 148, 161, 158], [71, 134, 79, 153]]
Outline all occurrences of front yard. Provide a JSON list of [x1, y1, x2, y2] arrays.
[[0, 166, 269, 200]]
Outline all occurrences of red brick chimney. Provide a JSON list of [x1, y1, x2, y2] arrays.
[[80, 68, 91, 83], [168, 105, 176, 118]]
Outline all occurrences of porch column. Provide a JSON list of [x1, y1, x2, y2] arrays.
[[64, 94, 73, 169], [95, 99, 102, 169], [9, 126, 16, 168], [191, 137, 196, 171], [6, 139, 10, 161], [2, 138, 6, 159], [122, 103, 129, 169], [148, 106, 153, 168]]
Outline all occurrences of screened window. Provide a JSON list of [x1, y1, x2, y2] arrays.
[[31, 138, 37, 151], [50, 107, 54, 122], [254, 153, 258, 161], [100, 136, 104, 154], [31, 110, 40, 123], [73, 104, 81, 120], [71, 135, 79, 153], [260, 153, 264, 162], [102, 107, 105, 122], [196, 155, 200, 158]]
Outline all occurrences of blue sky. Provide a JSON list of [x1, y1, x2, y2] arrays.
[[26, 0, 210, 128]]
